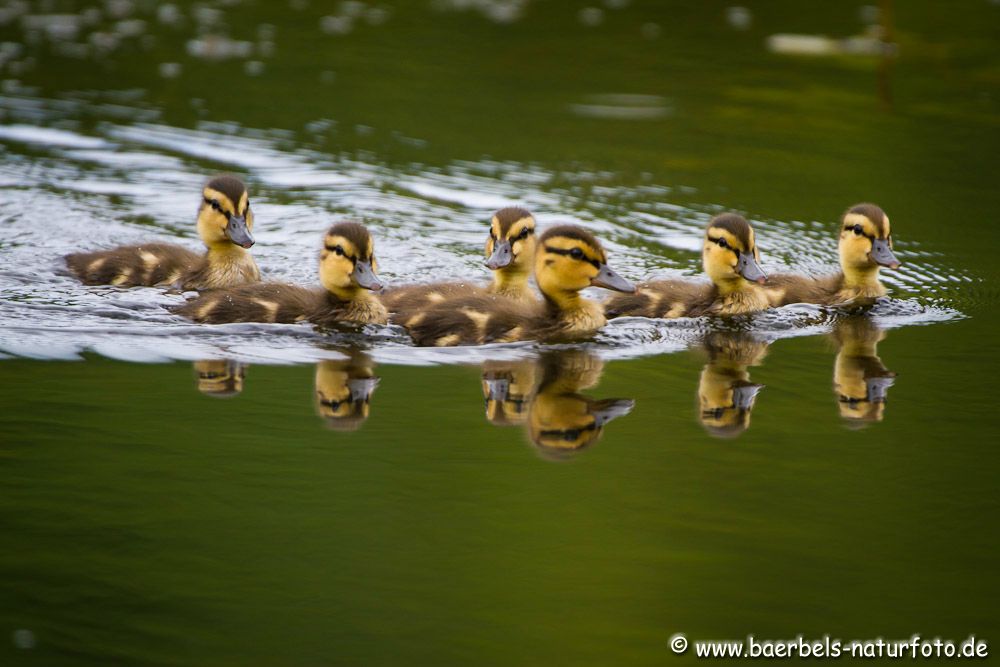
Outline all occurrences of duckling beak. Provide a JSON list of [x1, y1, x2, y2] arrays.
[[737, 251, 767, 284], [591, 264, 637, 293], [589, 398, 635, 426], [352, 260, 383, 291], [485, 239, 513, 270], [348, 376, 380, 402], [732, 382, 765, 410], [225, 215, 254, 249], [870, 238, 900, 269]]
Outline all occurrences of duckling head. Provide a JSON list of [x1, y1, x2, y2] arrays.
[[839, 203, 900, 281], [197, 175, 255, 249], [702, 213, 767, 291], [535, 225, 635, 304], [319, 221, 384, 299], [484, 207, 536, 274]]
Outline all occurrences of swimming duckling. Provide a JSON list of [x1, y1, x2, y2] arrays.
[[314, 354, 380, 431], [697, 332, 768, 438], [767, 203, 900, 307], [174, 221, 386, 325], [66, 175, 260, 290], [381, 207, 537, 312], [192, 359, 246, 397], [832, 317, 897, 425], [605, 213, 769, 319], [527, 351, 634, 460], [398, 225, 636, 346]]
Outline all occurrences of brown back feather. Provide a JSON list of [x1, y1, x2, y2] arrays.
[[65, 243, 201, 287]]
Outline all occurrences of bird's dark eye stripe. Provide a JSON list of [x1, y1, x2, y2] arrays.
[[708, 236, 739, 252], [544, 245, 601, 268], [844, 224, 876, 240]]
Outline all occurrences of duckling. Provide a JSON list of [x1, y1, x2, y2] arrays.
[[605, 213, 769, 319], [767, 203, 901, 307], [65, 175, 260, 290], [398, 225, 636, 346], [527, 351, 634, 460], [832, 317, 897, 425], [381, 207, 537, 312], [173, 221, 386, 325], [697, 332, 768, 438], [192, 359, 246, 397], [314, 354, 380, 431], [481, 359, 539, 426]]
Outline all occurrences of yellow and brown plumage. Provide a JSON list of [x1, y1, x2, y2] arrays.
[[397, 225, 636, 346], [381, 207, 538, 313], [766, 203, 901, 307], [65, 175, 260, 290], [173, 221, 387, 326], [606, 213, 770, 319]]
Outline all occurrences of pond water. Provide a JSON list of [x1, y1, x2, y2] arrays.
[[1, 1, 998, 664]]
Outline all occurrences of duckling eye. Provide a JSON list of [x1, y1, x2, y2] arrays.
[[516, 227, 532, 240], [716, 237, 729, 249], [569, 247, 584, 260], [852, 224, 864, 235], [333, 245, 345, 256]]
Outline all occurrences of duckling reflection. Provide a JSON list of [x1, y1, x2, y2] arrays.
[[314, 354, 380, 431], [481, 359, 538, 426], [526, 351, 634, 460], [193, 360, 245, 397], [698, 332, 767, 438], [832, 317, 897, 426]]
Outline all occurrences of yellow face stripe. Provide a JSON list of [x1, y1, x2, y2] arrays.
[[505, 217, 535, 240]]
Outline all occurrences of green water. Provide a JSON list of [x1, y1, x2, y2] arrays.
[[1, 1, 999, 664]]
